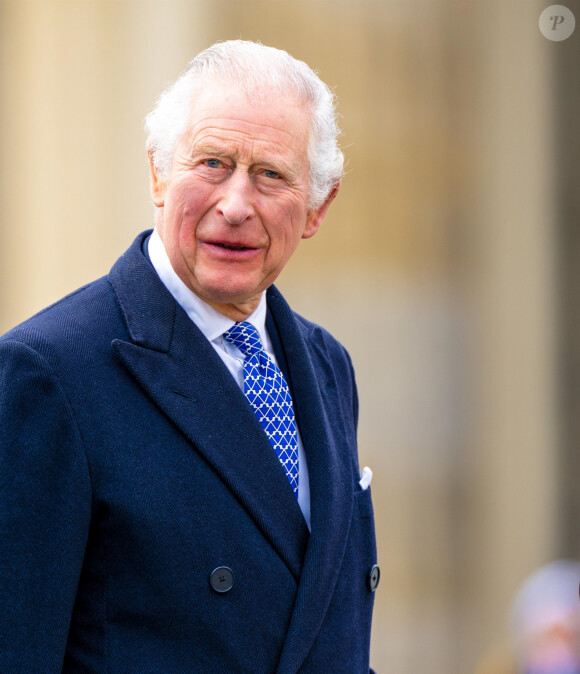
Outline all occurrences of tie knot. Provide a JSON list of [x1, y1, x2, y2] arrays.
[[223, 321, 264, 358]]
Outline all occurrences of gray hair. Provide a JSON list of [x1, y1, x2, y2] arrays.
[[144, 40, 343, 209]]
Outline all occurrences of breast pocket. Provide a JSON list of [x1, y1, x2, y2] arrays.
[[354, 487, 378, 564], [355, 486, 375, 520]]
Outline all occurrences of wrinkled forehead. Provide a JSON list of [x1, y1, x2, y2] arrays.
[[185, 75, 314, 131], [177, 78, 312, 155]]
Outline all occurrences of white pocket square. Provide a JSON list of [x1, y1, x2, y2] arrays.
[[359, 466, 373, 490]]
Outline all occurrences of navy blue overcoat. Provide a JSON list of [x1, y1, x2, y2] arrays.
[[0, 231, 377, 673]]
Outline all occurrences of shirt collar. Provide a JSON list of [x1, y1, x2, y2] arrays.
[[148, 228, 269, 345]]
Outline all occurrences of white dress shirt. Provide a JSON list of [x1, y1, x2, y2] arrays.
[[148, 228, 311, 530]]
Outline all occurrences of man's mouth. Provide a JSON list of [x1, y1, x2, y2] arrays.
[[213, 242, 253, 251]]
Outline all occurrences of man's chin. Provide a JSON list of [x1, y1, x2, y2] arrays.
[[194, 284, 265, 320]]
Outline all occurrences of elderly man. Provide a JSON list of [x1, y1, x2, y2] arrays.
[[0, 41, 378, 673]]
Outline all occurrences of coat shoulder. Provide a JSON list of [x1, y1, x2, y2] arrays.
[[0, 276, 121, 356], [292, 310, 357, 391], [0, 231, 153, 353]]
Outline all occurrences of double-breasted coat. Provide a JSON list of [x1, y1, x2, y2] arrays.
[[0, 231, 378, 673]]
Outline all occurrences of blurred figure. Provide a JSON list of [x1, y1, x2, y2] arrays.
[[510, 560, 580, 674]]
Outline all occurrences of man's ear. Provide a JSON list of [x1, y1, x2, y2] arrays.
[[302, 183, 341, 240], [148, 149, 167, 207]]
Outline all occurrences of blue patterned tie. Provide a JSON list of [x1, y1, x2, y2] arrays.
[[224, 321, 299, 498]]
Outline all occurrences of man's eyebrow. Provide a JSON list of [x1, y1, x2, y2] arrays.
[[189, 142, 230, 158]]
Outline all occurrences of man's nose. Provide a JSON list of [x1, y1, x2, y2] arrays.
[[217, 169, 255, 225]]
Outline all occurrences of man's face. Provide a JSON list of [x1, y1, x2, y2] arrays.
[[150, 80, 337, 320]]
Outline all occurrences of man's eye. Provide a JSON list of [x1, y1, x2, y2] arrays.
[[263, 169, 281, 180], [204, 159, 223, 169]]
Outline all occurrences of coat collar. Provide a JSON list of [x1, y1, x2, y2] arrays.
[[109, 232, 354, 672]]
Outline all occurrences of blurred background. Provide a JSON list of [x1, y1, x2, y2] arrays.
[[1, 0, 579, 671]]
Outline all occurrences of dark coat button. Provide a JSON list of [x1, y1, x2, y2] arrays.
[[210, 566, 234, 593], [368, 564, 380, 592]]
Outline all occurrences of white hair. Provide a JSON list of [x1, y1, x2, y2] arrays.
[[144, 40, 343, 209]]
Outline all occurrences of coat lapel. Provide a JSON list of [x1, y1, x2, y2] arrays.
[[267, 287, 354, 674], [108, 233, 308, 580], [108, 233, 355, 670]]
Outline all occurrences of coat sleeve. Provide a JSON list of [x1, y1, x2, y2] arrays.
[[0, 339, 92, 672]]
